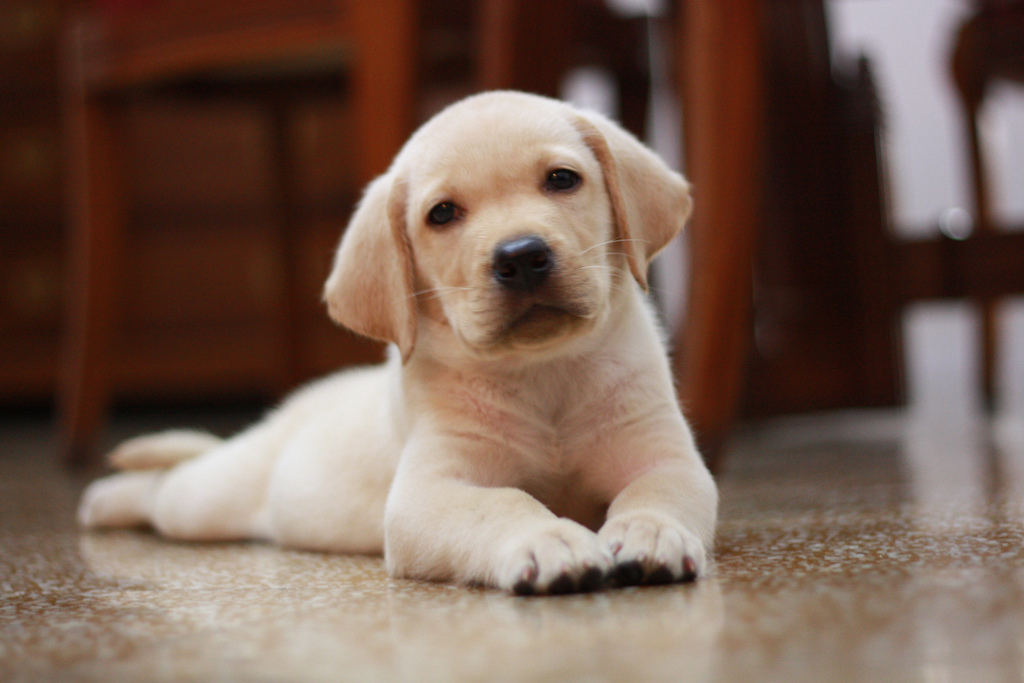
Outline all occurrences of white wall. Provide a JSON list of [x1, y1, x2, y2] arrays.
[[826, 0, 1024, 237]]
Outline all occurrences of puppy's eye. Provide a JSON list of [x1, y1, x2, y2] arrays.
[[546, 168, 580, 192], [427, 202, 459, 226]]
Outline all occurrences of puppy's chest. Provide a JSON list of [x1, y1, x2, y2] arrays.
[[445, 372, 641, 528], [510, 422, 615, 531], [451, 369, 637, 469]]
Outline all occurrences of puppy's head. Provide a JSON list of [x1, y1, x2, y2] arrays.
[[323, 91, 691, 362]]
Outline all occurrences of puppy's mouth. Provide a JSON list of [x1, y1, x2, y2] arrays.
[[499, 301, 590, 345], [450, 254, 605, 354]]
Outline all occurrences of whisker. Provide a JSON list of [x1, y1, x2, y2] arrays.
[[578, 238, 649, 257], [396, 285, 473, 305]]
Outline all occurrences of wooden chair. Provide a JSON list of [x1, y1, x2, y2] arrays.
[[950, 0, 1024, 406], [674, 0, 1024, 467], [59, 0, 417, 465]]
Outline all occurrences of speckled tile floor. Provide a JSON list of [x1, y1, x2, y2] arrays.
[[3, 404, 1024, 682]]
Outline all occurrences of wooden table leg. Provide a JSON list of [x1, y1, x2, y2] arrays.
[[350, 0, 417, 184], [673, 0, 765, 472], [59, 23, 127, 467]]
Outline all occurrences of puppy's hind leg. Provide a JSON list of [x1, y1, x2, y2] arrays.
[[80, 423, 280, 543], [78, 470, 164, 529], [79, 430, 223, 530], [146, 422, 283, 542]]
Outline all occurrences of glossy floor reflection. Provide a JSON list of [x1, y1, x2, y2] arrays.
[[4, 407, 1024, 681]]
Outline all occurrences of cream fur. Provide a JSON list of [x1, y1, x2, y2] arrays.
[[78, 92, 717, 594]]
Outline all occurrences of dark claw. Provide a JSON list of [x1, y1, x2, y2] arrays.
[[578, 567, 606, 593], [547, 573, 576, 595], [611, 561, 644, 587], [645, 566, 675, 585], [513, 579, 537, 596]]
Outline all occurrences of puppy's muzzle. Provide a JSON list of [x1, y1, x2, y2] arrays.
[[492, 235, 554, 292]]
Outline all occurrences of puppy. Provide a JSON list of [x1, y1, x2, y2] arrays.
[[79, 91, 718, 594]]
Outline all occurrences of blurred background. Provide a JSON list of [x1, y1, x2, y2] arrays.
[[0, 0, 1021, 467]]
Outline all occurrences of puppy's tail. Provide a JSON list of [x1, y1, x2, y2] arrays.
[[107, 429, 224, 471]]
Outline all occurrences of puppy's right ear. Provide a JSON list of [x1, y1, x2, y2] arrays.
[[323, 173, 417, 360]]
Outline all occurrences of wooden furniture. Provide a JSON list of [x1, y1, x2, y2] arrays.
[[476, 0, 651, 136], [59, 0, 416, 464], [0, 2, 69, 405], [671, 1, 911, 468], [727, 3, 902, 420], [674, 0, 1024, 470], [950, 0, 1024, 405], [672, 0, 765, 468]]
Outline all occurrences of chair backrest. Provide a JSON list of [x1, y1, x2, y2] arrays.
[[80, 0, 351, 90]]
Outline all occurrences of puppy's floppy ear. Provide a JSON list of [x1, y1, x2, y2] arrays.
[[573, 112, 692, 290], [323, 173, 417, 360]]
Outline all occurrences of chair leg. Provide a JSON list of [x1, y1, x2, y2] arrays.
[[672, 0, 764, 472], [350, 0, 416, 184], [476, 0, 572, 96], [964, 102, 999, 409], [59, 36, 126, 466]]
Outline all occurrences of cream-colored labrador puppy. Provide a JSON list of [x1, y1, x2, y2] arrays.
[[79, 91, 717, 594]]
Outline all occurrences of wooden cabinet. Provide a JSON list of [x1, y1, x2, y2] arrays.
[[0, 1, 67, 402], [0, 2, 383, 407]]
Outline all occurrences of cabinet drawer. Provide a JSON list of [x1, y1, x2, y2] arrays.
[[0, 122, 61, 209], [122, 222, 282, 329], [0, 228, 62, 334], [0, 1, 61, 93]]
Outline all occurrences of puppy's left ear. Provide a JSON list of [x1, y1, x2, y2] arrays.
[[322, 173, 417, 360], [574, 112, 692, 290]]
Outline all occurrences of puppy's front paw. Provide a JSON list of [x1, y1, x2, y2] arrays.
[[599, 511, 706, 586], [499, 519, 614, 595]]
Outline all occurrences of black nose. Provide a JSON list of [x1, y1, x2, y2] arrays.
[[492, 236, 554, 292]]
